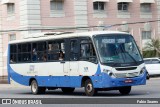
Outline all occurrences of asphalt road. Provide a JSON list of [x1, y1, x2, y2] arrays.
[[0, 78, 160, 98], [0, 78, 159, 107]]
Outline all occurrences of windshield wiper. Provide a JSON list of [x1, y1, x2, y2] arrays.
[[118, 44, 137, 64], [115, 44, 126, 63], [124, 52, 137, 64]]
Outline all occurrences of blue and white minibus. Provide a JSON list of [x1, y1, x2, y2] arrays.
[[8, 31, 146, 96]]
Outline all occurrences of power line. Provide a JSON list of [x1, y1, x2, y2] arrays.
[[0, 19, 160, 33]]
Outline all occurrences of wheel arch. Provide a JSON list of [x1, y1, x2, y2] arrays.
[[29, 78, 37, 86], [81, 76, 91, 87]]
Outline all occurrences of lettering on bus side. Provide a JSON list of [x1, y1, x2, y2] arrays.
[[27, 65, 36, 74]]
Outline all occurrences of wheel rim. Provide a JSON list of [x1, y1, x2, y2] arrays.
[[86, 83, 93, 93], [32, 82, 37, 93]]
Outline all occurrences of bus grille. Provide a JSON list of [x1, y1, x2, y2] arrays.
[[114, 72, 139, 78], [115, 67, 137, 71]]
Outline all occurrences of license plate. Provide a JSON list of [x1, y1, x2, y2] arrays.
[[124, 79, 133, 83]]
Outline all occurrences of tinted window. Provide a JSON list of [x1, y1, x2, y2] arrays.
[[70, 40, 79, 61], [18, 43, 31, 62], [32, 42, 47, 62], [48, 40, 65, 61], [152, 59, 160, 64], [80, 39, 97, 63], [10, 44, 17, 63], [144, 59, 151, 64], [10, 45, 17, 53]]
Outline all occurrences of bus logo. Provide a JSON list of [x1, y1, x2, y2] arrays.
[[2, 99, 11, 104], [30, 65, 35, 72], [84, 67, 88, 72]]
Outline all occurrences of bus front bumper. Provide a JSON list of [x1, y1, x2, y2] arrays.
[[91, 72, 146, 88]]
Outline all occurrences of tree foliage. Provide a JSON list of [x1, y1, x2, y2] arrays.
[[143, 39, 160, 57]]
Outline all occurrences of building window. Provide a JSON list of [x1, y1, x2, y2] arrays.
[[118, 2, 129, 12], [7, 3, 15, 14], [93, 2, 105, 10], [141, 3, 151, 12], [142, 31, 151, 40], [10, 34, 16, 41], [50, 0, 64, 10]]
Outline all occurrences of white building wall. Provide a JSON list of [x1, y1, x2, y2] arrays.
[[0, 5, 3, 76], [20, 0, 41, 38], [74, 0, 88, 32], [157, 0, 160, 34]]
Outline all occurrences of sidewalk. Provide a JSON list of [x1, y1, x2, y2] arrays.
[[0, 83, 29, 89], [0, 76, 8, 84]]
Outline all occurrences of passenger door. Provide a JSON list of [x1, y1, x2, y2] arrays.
[[69, 39, 79, 76]]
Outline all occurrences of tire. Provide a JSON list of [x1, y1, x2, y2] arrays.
[[31, 80, 46, 94], [84, 79, 97, 96], [146, 72, 150, 80], [61, 88, 75, 93], [119, 86, 131, 95]]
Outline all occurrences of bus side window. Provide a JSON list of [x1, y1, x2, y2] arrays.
[[10, 44, 17, 63], [70, 40, 79, 61], [22, 43, 31, 62], [32, 43, 37, 61], [80, 39, 97, 63], [17, 43, 31, 63], [36, 42, 47, 62], [48, 40, 65, 61]]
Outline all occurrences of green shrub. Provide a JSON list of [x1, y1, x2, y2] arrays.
[[142, 50, 160, 58]]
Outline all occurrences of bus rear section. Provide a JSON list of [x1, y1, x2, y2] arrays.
[[8, 31, 146, 96]]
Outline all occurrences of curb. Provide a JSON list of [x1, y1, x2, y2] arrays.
[[0, 76, 8, 84], [0, 81, 8, 84]]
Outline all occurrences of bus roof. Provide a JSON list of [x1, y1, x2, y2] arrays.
[[9, 31, 130, 44]]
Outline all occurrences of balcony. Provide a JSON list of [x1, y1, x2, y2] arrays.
[[50, 10, 65, 18], [117, 11, 131, 18], [140, 12, 152, 18], [93, 10, 107, 18]]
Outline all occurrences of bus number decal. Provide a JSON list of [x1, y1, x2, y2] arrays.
[[84, 67, 89, 72]]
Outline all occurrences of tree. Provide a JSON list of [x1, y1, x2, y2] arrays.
[[143, 39, 160, 57]]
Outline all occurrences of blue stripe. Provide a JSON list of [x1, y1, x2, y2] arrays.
[[7, 44, 146, 88], [8, 62, 146, 88], [7, 45, 10, 84]]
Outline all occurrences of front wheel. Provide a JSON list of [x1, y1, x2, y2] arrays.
[[119, 86, 131, 95], [146, 72, 150, 80], [84, 79, 97, 96], [31, 80, 46, 94]]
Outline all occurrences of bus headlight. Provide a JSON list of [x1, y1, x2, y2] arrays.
[[140, 67, 146, 75], [103, 69, 116, 78]]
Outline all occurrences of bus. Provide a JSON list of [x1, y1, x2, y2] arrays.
[[8, 31, 146, 96]]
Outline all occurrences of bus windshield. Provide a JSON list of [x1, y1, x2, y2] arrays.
[[94, 34, 143, 66]]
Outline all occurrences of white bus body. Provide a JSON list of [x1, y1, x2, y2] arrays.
[[8, 31, 146, 96]]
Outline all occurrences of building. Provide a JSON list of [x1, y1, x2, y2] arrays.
[[0, 0, 159, 77]]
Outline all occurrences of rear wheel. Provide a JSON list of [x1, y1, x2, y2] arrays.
[[119, 86, 131, 95], [84, 79, 97, 96], [61, 88, 75, 93], [31, 80, 46, 94]]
